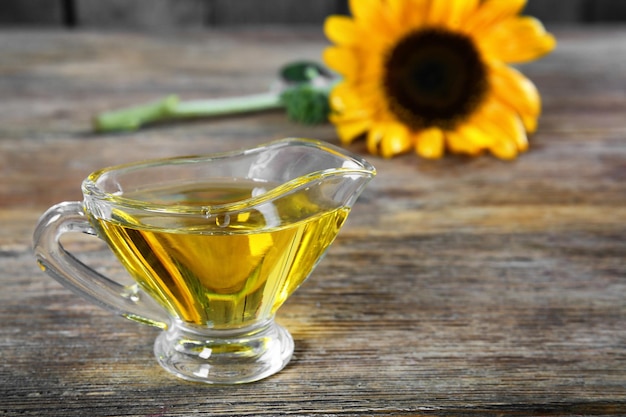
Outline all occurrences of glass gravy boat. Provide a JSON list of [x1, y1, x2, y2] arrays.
[[33, 138, 375, 384]]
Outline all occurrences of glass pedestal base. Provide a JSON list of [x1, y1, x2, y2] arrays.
[[154, 319, 294, 384]]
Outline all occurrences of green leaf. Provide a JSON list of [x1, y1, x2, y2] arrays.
[[279, 61, 333, 84], [280, 85, 330, 125]]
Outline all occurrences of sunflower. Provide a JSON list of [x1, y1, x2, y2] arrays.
[[323, 0, 556, 159]]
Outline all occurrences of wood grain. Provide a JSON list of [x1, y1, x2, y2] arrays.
[[74, 0, 207, 30], [586, 0, 626, 22], [0, 0, 64, 26], [210, 0, 339, 25], [0, 27, 625, 416], [3, 0, 626, 28], [523, 0, 587, 22]]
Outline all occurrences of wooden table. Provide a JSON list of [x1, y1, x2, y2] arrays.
[[1, 26, 625, 416]]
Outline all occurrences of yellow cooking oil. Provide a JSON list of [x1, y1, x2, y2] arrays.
[[91, 179, 348, 328]]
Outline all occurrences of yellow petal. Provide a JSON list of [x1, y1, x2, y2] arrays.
[[494, 104, 529, 153], [335, 118, 371, 145], [463, 0, 526, 34], [329, 81, 384, 123], [428, 0, 449, 26], [414, 127, 445, 159], [366, 122, 387, 155], [445, 130, 484, 156], [349, 0, 387, 28], [457, 123, 497, 148], [329, 85, 374, 123], [478, 16, 556, 63], [429, 0, 480, 29], [489, 62, 541, 133], [513, 118, 529, 152], [324, 15, 359, 46], [471, 97, 529, 154], [323, 46, 358, 79], [388, 0, 424, 27], [489, 137, 519, 160], [380, 123, 412, 158], [330, 109, 372, 126], [329, 82, 360, 113], [400, 0, 430, 28]]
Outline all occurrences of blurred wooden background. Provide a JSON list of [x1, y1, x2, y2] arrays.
[[1, 0, 626, 29]]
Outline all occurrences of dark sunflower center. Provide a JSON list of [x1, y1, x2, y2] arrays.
[[383, 28, 488, 130]]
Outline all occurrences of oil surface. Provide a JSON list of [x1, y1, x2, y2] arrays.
[[92, 179, 348, 327]]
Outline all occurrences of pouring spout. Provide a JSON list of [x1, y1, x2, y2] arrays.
[[238, 138, 376, 221], [245, 138, 376, 186]]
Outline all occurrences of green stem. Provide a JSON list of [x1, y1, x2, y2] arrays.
[[173, 92, 282, 117], [93, 92, 283, 133]]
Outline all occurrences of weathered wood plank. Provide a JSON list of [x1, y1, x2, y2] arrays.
[[0, 0, 64, 26], [1, 27, 625, 416], [523, 0, 586, 22], [74, 0, 207, 30], [586, 0, 626, 22], [210, 0, 340, 25], [2, 0, 626, 28]]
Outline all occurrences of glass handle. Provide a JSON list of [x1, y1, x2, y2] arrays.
[[33, 201, 170, 329]]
